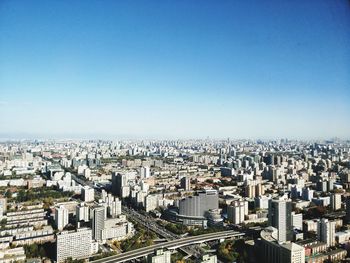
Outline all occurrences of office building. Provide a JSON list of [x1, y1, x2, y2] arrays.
[[171, 190, 219, 226], [55, 205, 69, 231], [92, 206, 105, 242], [268, 198, 292, 242], [179, 190, 218, 218]]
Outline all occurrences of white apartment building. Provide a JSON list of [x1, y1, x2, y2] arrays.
[[82, 186, 95, 202], [291, 212, 303, 230], [227, 199, 247, 224], [55, 206, 69, 231], [76, 203, 90, 222], [56, 228, 94, 263]]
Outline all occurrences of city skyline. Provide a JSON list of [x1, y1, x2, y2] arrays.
[[1, 0, 349, 139]]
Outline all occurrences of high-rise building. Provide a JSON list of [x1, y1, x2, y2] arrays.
[[55, 205, 69, 231], [76, 203, 90, 222], [316, 180, 328, 192], [92, 206, 105, 242], [180, 176, 190, 191], [84, 168, 91, 179], [147, 249, 171, 263], [291, 212, 303, 230], [268, 198, 292, 242], [301, 187, 314, 201], [317, 218, 336, 247], [109, 199, 122, 218], [330, 193, 341, 211], [81, 186, 95, 202], [56, 228, 94, 263], [255, 183, 264, 197], [227, 199, 246, 224], [112, 172, 129, 197], [245, 184, 256, 198], [140, 166, 150, 179]]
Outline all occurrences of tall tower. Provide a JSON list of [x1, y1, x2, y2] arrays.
[[180, 176, 191, 191], [227, 199, 246, 224], [268, 198, 292, 242], [317, 218, 336, 247], [112, 172, 129, 197], [92, 206, 105, 242], [55, 205, 69, 231]]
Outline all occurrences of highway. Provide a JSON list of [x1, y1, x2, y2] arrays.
[[122, 206, 202, 257], [91, 230, 245, 263], [56, 163, 244, 261]]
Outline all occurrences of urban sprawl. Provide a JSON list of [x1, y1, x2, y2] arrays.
[[0, 139, 349, 263]]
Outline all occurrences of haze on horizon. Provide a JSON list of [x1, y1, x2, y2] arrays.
[[0, 1, 349, 140]]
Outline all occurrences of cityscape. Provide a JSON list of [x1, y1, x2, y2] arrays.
[[1, 1, 350, 263]]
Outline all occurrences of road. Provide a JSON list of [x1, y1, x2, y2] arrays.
[[92, 230, 245, 263], [122, 206, 202, 257], [55, 162, 244, 261]]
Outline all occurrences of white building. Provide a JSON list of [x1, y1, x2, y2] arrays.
[[255, 195, 271, 209], [140, 166, 150, 179], [55, 205, 69, 231], [147, 249, 171, 263], [103, 194, 121, 218], [84, 168, 91, 179], [56, 228, 94, 263], [101, 218, 134, 241], [330, 193, 342, 211], [82, 186, 95, 202], [227, 199, 247, 224], [291, 212, 303, 230], [259, 227, 305, 263], [145, 195, 158, 212], [76, 203, 90, 222]]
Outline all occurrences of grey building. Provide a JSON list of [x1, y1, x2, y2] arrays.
[[92, 206, 105, 242], [179, 190, 218, 218], [268, 198, 293, 242]]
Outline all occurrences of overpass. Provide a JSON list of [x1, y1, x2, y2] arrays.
[[92, 230, 244, 263]]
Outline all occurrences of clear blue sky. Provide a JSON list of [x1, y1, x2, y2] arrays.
[[0, 0, 349, 140]]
